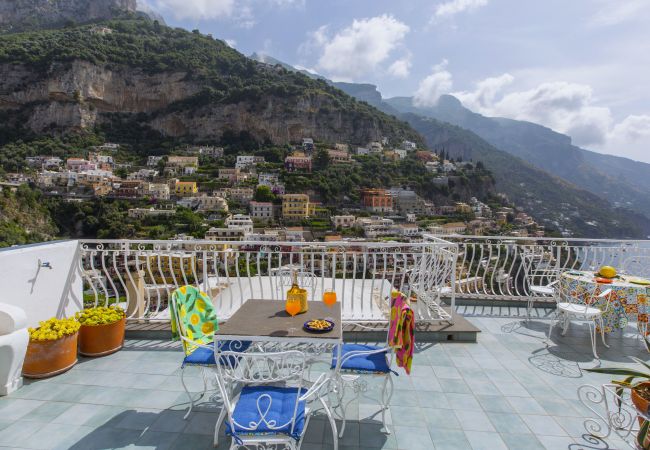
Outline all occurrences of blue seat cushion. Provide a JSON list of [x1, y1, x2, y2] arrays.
[[183, 340, 251, 366], [227, 386, 307, 440], [331, 343, 390, 373]]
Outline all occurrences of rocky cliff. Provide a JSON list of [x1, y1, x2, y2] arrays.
[[0, 19, 422, 146], [0, 0, 136, 32]]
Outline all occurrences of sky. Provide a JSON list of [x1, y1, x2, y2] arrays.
[[137, 0, 650, 163]]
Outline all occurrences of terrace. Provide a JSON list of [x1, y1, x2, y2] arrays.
[[1, 236, 649, 449]]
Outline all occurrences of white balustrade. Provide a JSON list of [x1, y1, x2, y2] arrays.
[[78, 238, 459, 324], [436, 235, 650, 301]]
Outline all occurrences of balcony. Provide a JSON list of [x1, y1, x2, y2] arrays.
[[1, 236, 649, 449]]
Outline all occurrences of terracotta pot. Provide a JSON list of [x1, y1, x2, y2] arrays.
[[78, 317, 126, 357], [23, 332, 78, 379], [632, 383, 650, 450]]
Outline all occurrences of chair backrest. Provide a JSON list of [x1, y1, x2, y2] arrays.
[[521, 248, 561, 294], [170, 285, 218, 355], [215, 349, 307, 436], [408, 251, 454, 302], [558, 277, 610, 314]]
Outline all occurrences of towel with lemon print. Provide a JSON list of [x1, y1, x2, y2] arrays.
[[171, 285, 218, 355]]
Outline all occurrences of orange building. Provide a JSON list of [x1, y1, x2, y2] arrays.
[[361, 189, 394, 213]]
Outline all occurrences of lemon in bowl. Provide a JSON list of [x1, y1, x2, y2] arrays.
[[598, 266, 617, 279]]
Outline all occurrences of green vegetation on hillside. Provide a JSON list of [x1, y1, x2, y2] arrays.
[[0, 185, 57, 247], [0, 18, 423, 147]]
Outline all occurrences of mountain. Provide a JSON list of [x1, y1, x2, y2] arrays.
[[401, 113, 649, 238], [385, 95, 650, 214], [0, 0, 137, 32], [0, 18, 423, 148], [249, 54, 649, 237]]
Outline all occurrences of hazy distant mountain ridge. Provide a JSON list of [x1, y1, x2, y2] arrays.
[[385, 95, 650, 213]]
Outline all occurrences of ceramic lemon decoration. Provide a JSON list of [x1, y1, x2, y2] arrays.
[[598, 266, 617, 279]]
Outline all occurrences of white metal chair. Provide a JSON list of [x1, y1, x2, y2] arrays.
[[213, 349, 338, 450], [547, 280, 613, 360], [330, 343, 394, 437], [272, 266, 319, 297], [170, 291, 251, 419], [521, 250, 562, 320]]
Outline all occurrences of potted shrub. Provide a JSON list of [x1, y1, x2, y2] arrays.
[[586, 357, 650, 449], [23, 317, 80, 379], [76, 306, 126, 357]]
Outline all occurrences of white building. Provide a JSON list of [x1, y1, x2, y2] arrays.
[[196, 195, 228, 212], [249, 201, 275, 221], [331, 215, 356, 229], [368, 142, 383, 154], [258, 173, 280, 187], [402, 140, 417, 151], [394, 149, 407, 159], [236, 155, 265, 169], [356, 217, 397, 238], [198, 146, 224, 158], [225, 214, 254, 234], [397, 224, 420, 237], [145, 183, 170, 200], [147, 156, 164, 167], [128, 169, 158, 180], [356, 147, 370, 156]]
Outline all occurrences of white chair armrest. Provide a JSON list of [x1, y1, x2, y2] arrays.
[[299, 372, 330, 402], [179, 334, 213, 351], [547, 280, 560, 287], [337, 347, 390, 368]]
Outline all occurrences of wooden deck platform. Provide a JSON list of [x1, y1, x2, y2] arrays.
[[126, 308, 479, 342]]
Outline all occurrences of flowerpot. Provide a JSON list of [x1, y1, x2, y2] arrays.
[[78, 317, 125, 357], [632, 383, 650, 450], [22, 332, 78, 379]]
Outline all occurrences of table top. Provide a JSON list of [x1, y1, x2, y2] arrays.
[[214, 299, 343, 344], [561, 270, 650, 289]]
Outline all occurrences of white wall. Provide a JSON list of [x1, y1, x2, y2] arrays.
[[0, 240, 83, 328]]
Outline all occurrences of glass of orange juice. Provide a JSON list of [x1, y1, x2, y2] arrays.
[[285, 298, 301, 317], [323, 290, 337, 308]]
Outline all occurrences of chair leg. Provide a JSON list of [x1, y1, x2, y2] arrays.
[[319, 397, 339, 450], [589, 322, 599, 360], [547, 312, 557, 344], [213, 407, 226, 447], [561, 314, 570, 336], [380, 374, 394, 434], [181, 367, 195, 420], [526, 298, 533, 322], [599, 318, 609, 348]]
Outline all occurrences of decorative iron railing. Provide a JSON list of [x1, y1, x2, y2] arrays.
[[437, 235, 650, 301], [78, 237, 459, 324]]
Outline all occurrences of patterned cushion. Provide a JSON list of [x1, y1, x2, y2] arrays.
[[227, 386, 307, 440], [331, 343, 390, 373]]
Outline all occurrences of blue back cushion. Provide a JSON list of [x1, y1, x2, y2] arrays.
[[228, 386, 307, 439], [331, 343, 390, 373]]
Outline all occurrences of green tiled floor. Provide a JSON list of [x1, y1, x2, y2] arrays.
[[1, 313, 646, 449]]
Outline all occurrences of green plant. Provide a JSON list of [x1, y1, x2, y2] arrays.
[[586, 357, 650, 448], [76, 306, 125, 326]]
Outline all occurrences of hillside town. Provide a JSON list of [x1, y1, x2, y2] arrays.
[[1, 137, 547, 242]]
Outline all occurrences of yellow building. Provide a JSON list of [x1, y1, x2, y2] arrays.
[[175, 181, 198, 197], [282, 194, 312, 220]]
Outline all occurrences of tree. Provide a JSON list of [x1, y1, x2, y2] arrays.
[[313, 149, 331, 171], [254, 185, 275, 203]]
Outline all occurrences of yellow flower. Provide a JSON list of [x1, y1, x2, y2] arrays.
[[180, 286, 187, 294], [190, 314, 199, 325], [201, 321, 214, 334], [180, 306, 187, 317], [187, 329, 194, 340]]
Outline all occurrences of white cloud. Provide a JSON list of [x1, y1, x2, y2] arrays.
[[225, 39, 237, 48], [433, 0, 488, 19], [387, 55, 412, 78], [450, 72, 650, 161], [306, 15, 410, 80], [589, 0, 650, 27], [413, 60, 453, 107]]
